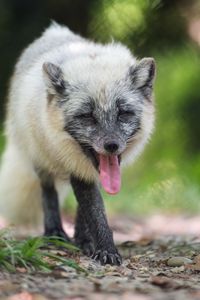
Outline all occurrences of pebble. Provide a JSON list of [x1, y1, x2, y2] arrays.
[[167, 257, 193, 267], [171, 266, 185, 273]]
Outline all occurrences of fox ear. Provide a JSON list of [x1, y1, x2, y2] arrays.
[[129, 58, 156, 91], [42, 62, 67, 96]]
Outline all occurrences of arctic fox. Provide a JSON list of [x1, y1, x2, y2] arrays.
[[0, 23, 155, 265]]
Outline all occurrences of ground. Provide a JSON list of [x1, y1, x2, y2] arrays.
[[0, 214, 200, 300]]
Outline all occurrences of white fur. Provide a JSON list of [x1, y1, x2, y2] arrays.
[[0, 23, 154, 225]]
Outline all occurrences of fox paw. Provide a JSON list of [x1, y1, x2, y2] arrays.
[[92, 249, 122, 265], [44, 228, 71, 242], [75, 239, 95, 256]]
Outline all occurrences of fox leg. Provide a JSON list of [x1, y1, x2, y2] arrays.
[[41, 180, 71, 241], [74, 206, 94, 256], [71, 176, 122, 265]]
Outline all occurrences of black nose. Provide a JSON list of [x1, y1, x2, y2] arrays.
[[104, 142, 119, 153]]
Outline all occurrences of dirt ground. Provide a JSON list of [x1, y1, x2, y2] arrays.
[[1, 214, 200, 300]]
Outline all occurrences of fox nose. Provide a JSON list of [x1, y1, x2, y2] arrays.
[[104, 142, 119, 153]]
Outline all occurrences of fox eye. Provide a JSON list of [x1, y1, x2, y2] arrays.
[[118, 110, 135, 122], [76, 112, 97, 124], [78, 113, 93, 119]]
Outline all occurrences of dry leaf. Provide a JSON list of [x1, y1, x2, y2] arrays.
[[150, 276, 173, 288], [137, 238, 153, 246]]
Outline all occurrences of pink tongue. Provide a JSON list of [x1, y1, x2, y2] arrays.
[[99, 154, 121, 195]]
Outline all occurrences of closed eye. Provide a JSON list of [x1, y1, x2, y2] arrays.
[[75, 112, 97, 124], [118, 110, 135, 122], [77, 112, 93, 119], [119, 110, 135, 116]]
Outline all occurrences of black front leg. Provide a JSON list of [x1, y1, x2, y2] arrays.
[[41, 181, 71, 242], [74, 206, 95, 256], [71, 176, 122, 265]]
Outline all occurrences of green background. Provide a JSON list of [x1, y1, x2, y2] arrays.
[[0, 0, 200, 215]]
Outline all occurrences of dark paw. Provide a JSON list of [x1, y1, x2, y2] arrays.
[[75, 239, 95, 256], [44, 228, 71, 242], [92, 249, 122, 265]]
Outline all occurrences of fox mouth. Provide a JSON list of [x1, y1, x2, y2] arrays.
[[90, 149, 121, 167], [89, 148, 121, 195]]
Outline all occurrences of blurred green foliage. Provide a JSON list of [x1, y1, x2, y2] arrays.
[[0, 0, 200, 215]]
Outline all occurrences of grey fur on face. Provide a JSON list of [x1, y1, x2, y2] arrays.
[[63, 91, 143, 155], [44, 57, 155, 156]]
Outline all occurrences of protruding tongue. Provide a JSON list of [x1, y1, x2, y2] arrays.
[[99, 154, 121, 195]]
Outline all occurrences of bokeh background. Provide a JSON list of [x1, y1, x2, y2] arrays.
[[0, 0, 200, 216]]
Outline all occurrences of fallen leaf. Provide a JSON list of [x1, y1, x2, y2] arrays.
[[150, 276, 174, 288], [137, 237, 153, 246]]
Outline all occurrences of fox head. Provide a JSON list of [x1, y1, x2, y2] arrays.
[[42, 53, 156, 194]]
